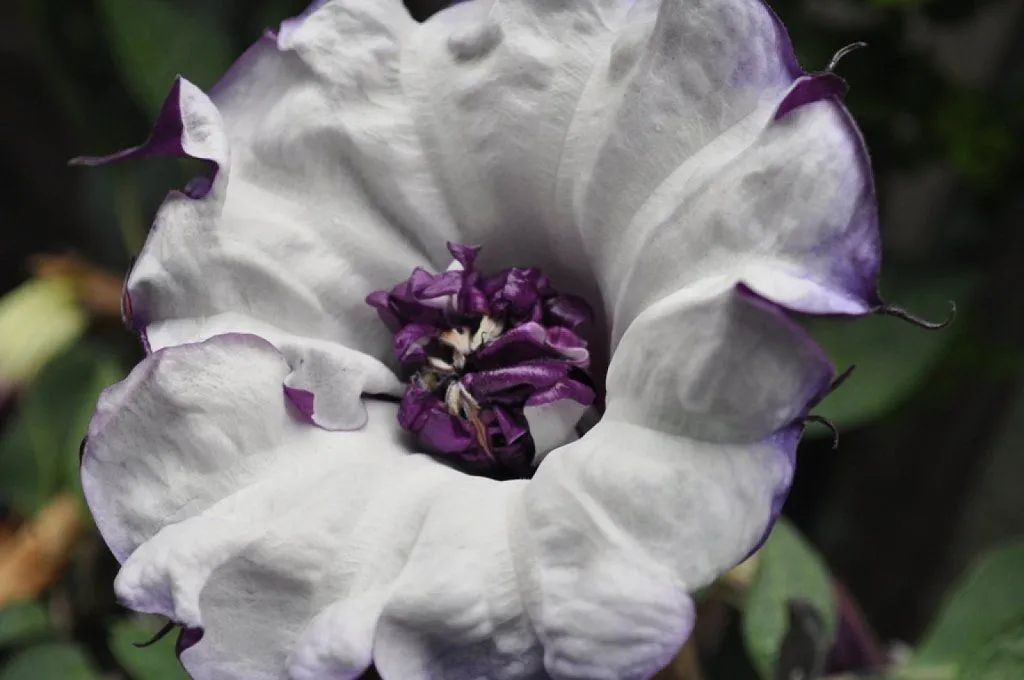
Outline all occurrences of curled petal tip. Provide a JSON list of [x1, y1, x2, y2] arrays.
[[805, 415, 840, 450], [874, 299, 957, 330], [132, 620, 178, 648], [827, 42, 868, 73], [830, 364, 857, 393]]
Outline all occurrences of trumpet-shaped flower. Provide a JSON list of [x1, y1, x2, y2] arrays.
[[78, 0, 886, 678]]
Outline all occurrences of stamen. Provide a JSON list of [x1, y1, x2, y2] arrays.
[[132, 620, 178, 648], [427, 356, 455, 373], [440, 327, 473, 356], [805, 415, 840, 450], [470, 315, 504, 351], [874, 300, 957, 330], [826, 42, 867, 73], [367, 242, 596, 478]]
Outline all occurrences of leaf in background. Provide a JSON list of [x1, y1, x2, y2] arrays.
[[97, 0, 233, 114], [111, 617, 191, 680], [806, 274, 975, 434], [0, 601, 50, 647], [911, 541, 1024, 674], [957, 623, 1024, 680], [0, 279, 86, 401], [0, 343, 124, 515], [0, 643, 102, 680], [0, 495, 83, 607], [742, 519, 837, 679]]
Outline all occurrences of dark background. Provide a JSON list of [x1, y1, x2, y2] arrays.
[[1, 0, 1022, 677]]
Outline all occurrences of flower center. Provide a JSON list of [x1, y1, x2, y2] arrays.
[[366, 243, 596, 479], [417, 315, 506, 455]]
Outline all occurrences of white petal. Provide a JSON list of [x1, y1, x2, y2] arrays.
[[80, 1, 458, 362], [85, 278, 823, 679], [144, 313, 402, 431], [607, 97, 880, 344], [83, 334, 537, 680], [524, 399, 587, 465], [404, 0, 877, 328]]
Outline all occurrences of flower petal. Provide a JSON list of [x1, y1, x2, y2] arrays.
[[83, 334, 538, 679], [78, 1, 459, 360], [85, 277, 826, 679], [608, 97, 881, 343], [144, 313, 403, 431], [407, 0, 879, 339]]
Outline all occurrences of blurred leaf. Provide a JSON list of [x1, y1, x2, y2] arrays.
[[0, 279, 87, 394], [0, 495, 84, 606], [0, 601, 50, 647], [957, 623, 1024, 680], [0, 642, 102, 680], [0, 344, 124, 514], [33, 255, 125, 320], [97, 0, 234, 114], [807, 274, 975, 433], [111, 617, 190, 680], [911, 541, 1024, 673], [742, 519, 837, 679]]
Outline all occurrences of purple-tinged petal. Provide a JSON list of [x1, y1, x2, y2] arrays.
[[392, 323, 436, 365], [446, 242, 481, 270], [774, 72, 849, 121], [284, 386, 316, 423], [461, 363, 571, 402], [142, 313, 403, 433], [544, 293, 595, 329], [472, 321, 588, 368], [70, 78, 222, 188], [76, 0, 461, 366]]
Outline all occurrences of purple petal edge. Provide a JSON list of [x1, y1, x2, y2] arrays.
[[284, 385, 316, 422], [176, 626, 205, 658], [730, 283, 837, 562], [774, 72, 849, 121], [69, 79, 187, 168], [81, 333, 285, 564]]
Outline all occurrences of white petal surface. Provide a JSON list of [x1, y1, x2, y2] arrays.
[[85, 1, 459, 362], [144, 312, 402, 431], [85, 280, 827, 680], [404, 0, 880, 339], [79, 0, 889, 678]]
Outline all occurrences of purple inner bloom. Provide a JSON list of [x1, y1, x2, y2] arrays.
[[367, 242, 596, 478]]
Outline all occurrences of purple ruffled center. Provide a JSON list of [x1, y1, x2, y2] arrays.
[[367, 243, 596, 479]]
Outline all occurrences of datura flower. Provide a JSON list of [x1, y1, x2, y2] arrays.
[[77, 0, 900, 678]]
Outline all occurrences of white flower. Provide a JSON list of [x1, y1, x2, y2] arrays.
[[78, 1, 883, 678]]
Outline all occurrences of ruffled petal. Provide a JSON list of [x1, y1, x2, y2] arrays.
[[77, 1, 459, 361], [83, 334, 539, 679], [406, 0, 879, 339], [144, 313, 403, 431], [84, 278, 827, 679]]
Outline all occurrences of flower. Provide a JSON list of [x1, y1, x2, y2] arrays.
[[77, 1, 884, 679], [367, 241, 597, 478]]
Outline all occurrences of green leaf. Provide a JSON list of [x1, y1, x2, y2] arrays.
[[807, 274, 974, 433], [97, 0, 234, 114], [957, 623, 1024, 680], [0, 602, 50, 647], [0, 643, 102, 680], [742, 518, 837, 679], [0, 343, 124, 514], [110, 617, 190, 680], [0, 279, 86, 389], [912, 542, 1024, 672]]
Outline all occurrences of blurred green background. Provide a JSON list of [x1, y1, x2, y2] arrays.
[[1, 0, 1022, 678]]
